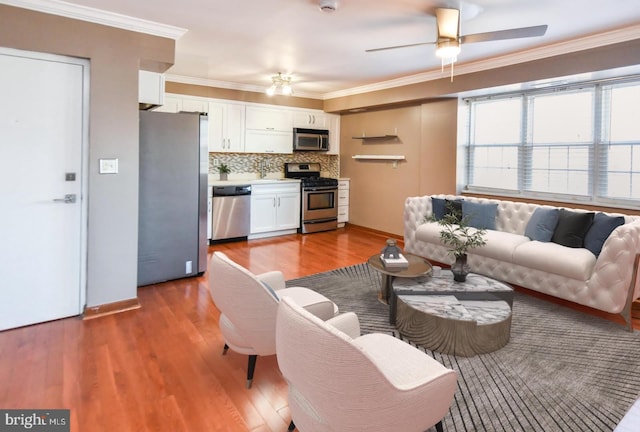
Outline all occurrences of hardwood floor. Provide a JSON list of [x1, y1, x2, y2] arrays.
[[0, 225, 637, 432]]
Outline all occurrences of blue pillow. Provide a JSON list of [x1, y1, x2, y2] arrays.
[[462, 201, 498, 230], [525, 208, 560, 242], [584, 213, 624, 256], [431, 197, 446, 220], [431, 198, 463, 222]]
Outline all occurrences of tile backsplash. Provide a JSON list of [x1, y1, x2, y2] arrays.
[[209, 152, 339, 178]]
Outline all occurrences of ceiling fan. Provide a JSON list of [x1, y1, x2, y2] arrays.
[[366, 7, 547, 79]]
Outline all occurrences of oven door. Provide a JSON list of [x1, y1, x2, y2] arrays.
[[302, 186, 338, 221]]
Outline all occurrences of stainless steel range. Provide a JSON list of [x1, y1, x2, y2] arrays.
[[284, 162, 338, 234]]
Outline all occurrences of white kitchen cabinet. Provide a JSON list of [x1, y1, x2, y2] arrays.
[[292, 110, 327, 128], [327, 113, 341, 155], [181, 97, 209, 113], [337, 179, 349, 227], [153, 95, 182, 113], [208, 101, 245, 152], [245, 129, 293, 154], [250, 183, 300, 238], [246, 106, 292, 132], [139, 71, 165, 107]]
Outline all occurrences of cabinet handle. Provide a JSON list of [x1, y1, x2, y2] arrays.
[[308, 114, 312, 124]]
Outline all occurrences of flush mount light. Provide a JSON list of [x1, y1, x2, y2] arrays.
[[266, 72, 293, 96]]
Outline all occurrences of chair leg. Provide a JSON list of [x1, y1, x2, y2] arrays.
[[222, 343, 229, 355], [287, 420, 296, 431], [435, 420, 444, 432], [246, 355, 257, 389]]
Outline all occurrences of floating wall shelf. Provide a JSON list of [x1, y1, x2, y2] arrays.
[[352, 155, 405, 160], [351, 134, 398, 140], [352, 128, 399, 140]]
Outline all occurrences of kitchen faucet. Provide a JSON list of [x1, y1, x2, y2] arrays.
[[259, 159, 269, 179]]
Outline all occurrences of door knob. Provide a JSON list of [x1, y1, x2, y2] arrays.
[[53, 194, 77, 203]]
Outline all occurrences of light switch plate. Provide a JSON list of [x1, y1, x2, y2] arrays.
[[99, 158, 119, 174]]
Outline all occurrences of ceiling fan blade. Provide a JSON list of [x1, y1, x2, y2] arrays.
[[365, 41, 434, 53], [460, 24, 548, 44]]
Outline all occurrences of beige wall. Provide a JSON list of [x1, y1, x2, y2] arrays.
[[340, 100, 458, 236], [0, 5, 174, 307], [166, 82, 324, 110]]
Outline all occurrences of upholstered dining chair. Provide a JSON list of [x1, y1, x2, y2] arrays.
[[208, 251, 338, 388], [276, 296, 458, 432]]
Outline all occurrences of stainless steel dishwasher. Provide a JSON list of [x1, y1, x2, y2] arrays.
[[211, 185, 251, 242]]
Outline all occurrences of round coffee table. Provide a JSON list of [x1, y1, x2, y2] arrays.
[[366, 253, 432, 305], [392, 270, 513, 357]]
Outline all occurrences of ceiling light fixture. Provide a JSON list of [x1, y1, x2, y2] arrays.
[[435, 8, 461, 82], [266, 72, 293, 96], [318, 0, 337, 13]]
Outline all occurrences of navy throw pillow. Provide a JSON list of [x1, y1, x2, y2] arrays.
[[431, 197, 446, 220], [584, 213, 624, 256]]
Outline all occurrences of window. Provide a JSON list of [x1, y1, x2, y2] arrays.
[[464, 78, 640, 206]]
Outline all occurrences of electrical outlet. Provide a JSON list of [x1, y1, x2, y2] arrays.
[[185, 260, 193, 274], [213, 158, 219, 166]]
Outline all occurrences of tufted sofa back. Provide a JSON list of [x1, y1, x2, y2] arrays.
[[407, 194, 638, 236]]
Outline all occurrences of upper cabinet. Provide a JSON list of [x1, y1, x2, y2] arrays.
[[208, 101, 245, 153], [139, 71, 165, 108], [245, 106, 293, 154], [327, 114, 341, 155], [293, 110, 327, 128], [245, 106, 292, 132]]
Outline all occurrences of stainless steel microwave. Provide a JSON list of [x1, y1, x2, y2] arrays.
[[293, 128, 329, 151]]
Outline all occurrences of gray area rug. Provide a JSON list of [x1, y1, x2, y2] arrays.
[[286, 263, 640, 432]]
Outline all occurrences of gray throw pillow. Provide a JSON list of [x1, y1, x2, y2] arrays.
[[462, 201, 498, 230], [525, 207, 560, 242], [584, 212, 624, 256]]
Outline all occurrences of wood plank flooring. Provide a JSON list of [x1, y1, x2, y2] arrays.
[[0, 225, 637, 432]]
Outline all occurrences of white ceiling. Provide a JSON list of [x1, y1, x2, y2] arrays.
[[7, 0, 640, 98]]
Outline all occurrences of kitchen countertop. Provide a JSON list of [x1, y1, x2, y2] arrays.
[[209, 177, 301, 187]]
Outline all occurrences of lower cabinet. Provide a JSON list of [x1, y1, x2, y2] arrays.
[[250, 183, 300, 239]]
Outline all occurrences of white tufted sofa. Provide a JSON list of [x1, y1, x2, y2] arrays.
[[404, 194, 640, 327]]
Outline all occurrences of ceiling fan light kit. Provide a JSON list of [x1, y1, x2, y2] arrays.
[[266, 72, 293, 96]]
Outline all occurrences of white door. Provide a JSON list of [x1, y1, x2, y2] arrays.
[[0, 48, 88, 330]]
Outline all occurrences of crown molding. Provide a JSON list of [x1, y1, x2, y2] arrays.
[[1, 0, 187, 39], [165, 74, 323, 100], [322, 23, 640, 99]]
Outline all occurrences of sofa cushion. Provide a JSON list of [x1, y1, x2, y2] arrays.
[[470, 230, 529, 263], [415, 222, 448, 246], [512, 241, 597, 281], [551, 209, 594, 248], [524, 207, 559, 242], [584, 213, 625, 257], [462, 201, 498, 230]]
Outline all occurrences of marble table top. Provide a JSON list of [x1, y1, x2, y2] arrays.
[[393, 269, 513, 324]]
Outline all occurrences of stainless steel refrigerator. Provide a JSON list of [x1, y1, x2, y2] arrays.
[[138, 110, 208, 286]]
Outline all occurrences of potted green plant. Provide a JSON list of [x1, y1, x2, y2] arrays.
[[218, 163, 230, 181], [428, 203, 487, 282]]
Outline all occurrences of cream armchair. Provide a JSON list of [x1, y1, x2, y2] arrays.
[[208, 251, 338, 388], [276, 296, 458, 432]]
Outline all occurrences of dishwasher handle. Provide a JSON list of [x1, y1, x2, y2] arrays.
[[212, 185, 252, 196]]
